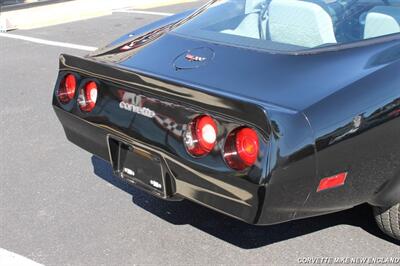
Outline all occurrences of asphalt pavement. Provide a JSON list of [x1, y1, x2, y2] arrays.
[[0, 1, 399, 265]]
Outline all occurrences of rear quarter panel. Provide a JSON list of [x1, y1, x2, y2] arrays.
[[297, 49, 400, 217]]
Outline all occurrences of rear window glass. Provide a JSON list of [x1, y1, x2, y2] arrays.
[[173, 0, 400, 53]]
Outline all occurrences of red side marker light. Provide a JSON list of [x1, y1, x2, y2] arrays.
[[317, 172, 348, 192]]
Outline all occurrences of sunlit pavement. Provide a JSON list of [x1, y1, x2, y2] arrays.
[[0, 0, 198, 30], [0, 1, 399, 265]]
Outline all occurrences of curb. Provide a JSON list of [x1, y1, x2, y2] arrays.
[[0, 16, 16, 32], [0, 0, 74, 12], [0, 0, 197, 30]]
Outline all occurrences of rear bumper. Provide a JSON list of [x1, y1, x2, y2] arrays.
[[54, 106, 264, 224]]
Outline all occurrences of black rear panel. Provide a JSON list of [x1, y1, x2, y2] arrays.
[[53, 54, 272, 223]]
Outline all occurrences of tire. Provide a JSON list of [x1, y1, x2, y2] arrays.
[[373, 203, 400, 240]]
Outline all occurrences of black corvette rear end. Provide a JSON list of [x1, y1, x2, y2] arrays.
[[53, 54, 281, 224], [53, 0, 400, 240], [52, 33, 399, 226]]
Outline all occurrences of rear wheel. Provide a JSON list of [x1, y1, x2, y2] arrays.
[[373, 203, 400, 240]]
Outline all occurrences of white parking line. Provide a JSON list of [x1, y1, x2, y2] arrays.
[[0, 32, 98, 51], [113, 10, 175, 16], [0, 248, 43, 266], [0, 10, 173, 50]]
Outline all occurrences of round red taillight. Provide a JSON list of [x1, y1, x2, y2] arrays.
[[224, 127, 259, 170], [78, 81, 98, 112], [58, 74, 76, 104], [184, 115, 218, 156]]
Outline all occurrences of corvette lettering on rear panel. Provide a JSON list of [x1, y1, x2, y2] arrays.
[[119, 101, 156, 118]]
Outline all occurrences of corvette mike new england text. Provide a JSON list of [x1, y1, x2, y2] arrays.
[[297, 256, 400, 264]]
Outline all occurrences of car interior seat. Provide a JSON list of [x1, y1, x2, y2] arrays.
[[268, 0, 337, 48], [364, 6, 400, 39], [221, 0, 265, 39]]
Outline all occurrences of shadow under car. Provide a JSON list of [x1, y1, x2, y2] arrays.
[[91, 156, 399, 248]]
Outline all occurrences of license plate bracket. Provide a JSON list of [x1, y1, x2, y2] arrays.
[[108, 136, 169, 198]]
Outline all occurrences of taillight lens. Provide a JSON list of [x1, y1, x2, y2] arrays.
[[57, 74, 76, 104], [184, 115, 218, 156], [78, 81, 98, 112], [224, 127, 259, 170]]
